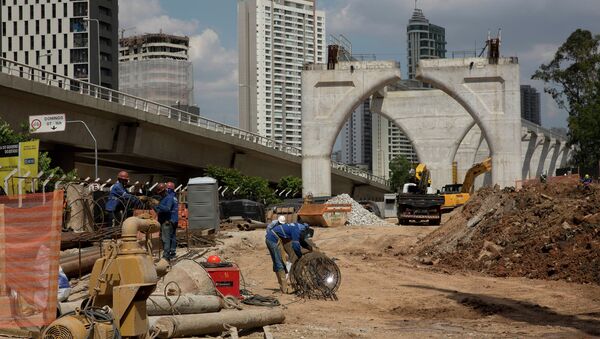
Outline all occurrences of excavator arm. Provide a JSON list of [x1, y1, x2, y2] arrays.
[[460, 157, 492, 193]]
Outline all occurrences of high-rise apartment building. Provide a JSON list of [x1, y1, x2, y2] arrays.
[[341, 99, 372, 168], [372, 6, 446, 179], [119, 33, 195, 113], [0, 0, 119, 89], [238, 0, 326, 147], [407, 7, 446, 79], [520, 85, 541, 125]]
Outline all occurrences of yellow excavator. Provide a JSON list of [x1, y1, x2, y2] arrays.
[[441, 157, 492, 210]]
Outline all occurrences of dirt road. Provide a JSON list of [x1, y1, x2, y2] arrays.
[[218, 225, 600, 338]]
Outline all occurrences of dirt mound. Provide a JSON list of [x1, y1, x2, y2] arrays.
[[415, 182, 600, 285]]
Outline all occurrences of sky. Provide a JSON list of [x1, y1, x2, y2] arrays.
[[119, 0, 600, 130]]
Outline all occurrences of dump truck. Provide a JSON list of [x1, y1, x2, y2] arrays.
[[441, 157, 492, 210], [397, 164, 445, 225]]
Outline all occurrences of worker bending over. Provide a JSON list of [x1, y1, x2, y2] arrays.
[[154, 182, 179, 261], [265, 221, 314, 293], [105, 171, 144, 227]]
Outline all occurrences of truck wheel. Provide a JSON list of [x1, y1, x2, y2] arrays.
[[398, 218, 408, 225]]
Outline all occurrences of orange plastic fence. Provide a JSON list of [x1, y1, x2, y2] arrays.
[[0, 191, 63, 329]]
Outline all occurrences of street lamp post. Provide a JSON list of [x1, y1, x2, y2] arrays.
[[83, 18, 101, 86], [66, 120, 98, 179]]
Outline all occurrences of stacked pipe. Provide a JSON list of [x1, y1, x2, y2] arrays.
[[235, 218, 269, 231]]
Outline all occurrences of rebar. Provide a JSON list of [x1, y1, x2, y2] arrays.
[[289, 252, 341, 300]]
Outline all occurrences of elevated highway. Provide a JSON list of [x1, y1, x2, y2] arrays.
[[0, 58, 389, 198]]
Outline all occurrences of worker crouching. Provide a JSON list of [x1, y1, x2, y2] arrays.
[[265, 218, 315, 293], [154, 182, 179, 261]]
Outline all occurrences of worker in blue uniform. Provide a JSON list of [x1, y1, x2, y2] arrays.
[[105, 171, 144, 227], [266, 222, 314, 293], [154, 182, 179, 261]]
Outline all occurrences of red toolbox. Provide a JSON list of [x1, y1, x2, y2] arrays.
[[202, 263, 241, 298]]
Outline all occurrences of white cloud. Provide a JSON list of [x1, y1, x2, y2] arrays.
[[119, 0, 239, 126]]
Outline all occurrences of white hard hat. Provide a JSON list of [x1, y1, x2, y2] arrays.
[[277, 215, 286, 224]]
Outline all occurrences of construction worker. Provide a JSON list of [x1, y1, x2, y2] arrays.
[[581, 174, 592, 190], [267, 215, 287, 232], [105, 171, 143, 227], [282, 222, 317, 264], [265, 222, 313, 293], [154, 182, 179, 261]]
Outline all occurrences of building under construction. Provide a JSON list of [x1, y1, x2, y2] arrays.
[[118, 33, 197, 114]]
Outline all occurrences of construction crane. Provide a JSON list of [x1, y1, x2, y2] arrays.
[[120, 26, 136, 39]]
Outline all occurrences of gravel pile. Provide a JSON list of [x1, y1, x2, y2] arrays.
[[326, 194, 393, 226]]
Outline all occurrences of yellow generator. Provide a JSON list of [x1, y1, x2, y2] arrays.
[[43, 217, 166, 339]]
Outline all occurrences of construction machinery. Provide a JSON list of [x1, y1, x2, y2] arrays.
[[441, 157, 492, 210], [397, 163, 445, 225], [43, 217, 168, 339]]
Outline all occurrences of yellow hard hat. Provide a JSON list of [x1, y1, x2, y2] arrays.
[[585, 174, 590, 179]]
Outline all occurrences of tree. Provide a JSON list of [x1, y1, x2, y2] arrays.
[[277, 176, 302, 198], [204, 165, 279, 205], [532, 29, 600, 168], [0, 118, 76, 179], [389, 155, 412, 192]]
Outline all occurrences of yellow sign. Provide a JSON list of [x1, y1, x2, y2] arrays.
[[0, 140, 39, 195]]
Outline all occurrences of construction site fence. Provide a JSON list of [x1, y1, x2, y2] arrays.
[[0, 57, 389, 188], [0, 191, 63, 329]]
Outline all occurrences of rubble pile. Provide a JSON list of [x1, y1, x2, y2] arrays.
[[326, 194, 393, 226], [416, 180, 600, 285]]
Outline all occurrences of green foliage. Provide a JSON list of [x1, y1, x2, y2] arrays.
[[0, 118, 77, 182], [532, 29, 600, 168], [277, 176, 302, 197], [389, 155, 412, 192], [205, 165, 279, 204]]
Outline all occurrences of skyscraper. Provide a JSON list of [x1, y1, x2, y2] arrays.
[[238, 0, 326, 147], [372, 6, 446, 179], [0, 0, 119, 89], [341, 99, 372, 169], [407, 7, 446, 80], [520, 85, 541, 125], [119, 33, 196, 114]]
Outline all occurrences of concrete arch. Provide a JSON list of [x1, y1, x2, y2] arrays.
[[302, 62, 402, 197], [372, 89, 482, 188], [417, 58, 522, 188], [302, 58, 522, 196]]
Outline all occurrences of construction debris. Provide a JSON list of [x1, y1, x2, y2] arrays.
[[326, 194, 393, 226], [415, 180, 600, 285]]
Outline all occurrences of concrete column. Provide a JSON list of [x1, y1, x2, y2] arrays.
[[301, 62, 401, 197], [521, 132, 538, 179], [417, 58, 523, 188], [545, 139, 561, 176], [372, 90, 475, 189]]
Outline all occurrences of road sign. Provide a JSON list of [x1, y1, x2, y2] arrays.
[[29, 114, 66, 133]]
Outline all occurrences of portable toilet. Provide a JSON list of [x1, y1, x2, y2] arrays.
[[187, 177, 219, 231], [383, 193, 397, 218]]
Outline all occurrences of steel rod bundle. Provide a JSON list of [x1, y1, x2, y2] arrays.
[[289, 252, 341, 300]]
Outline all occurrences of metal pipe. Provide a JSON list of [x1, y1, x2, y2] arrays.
[[146, 295, 222, 316], [59, 295, 222, 317], [151, 308, 285, 338]]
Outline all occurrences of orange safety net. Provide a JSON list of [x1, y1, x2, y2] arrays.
[[0, 191, 63, 329]]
